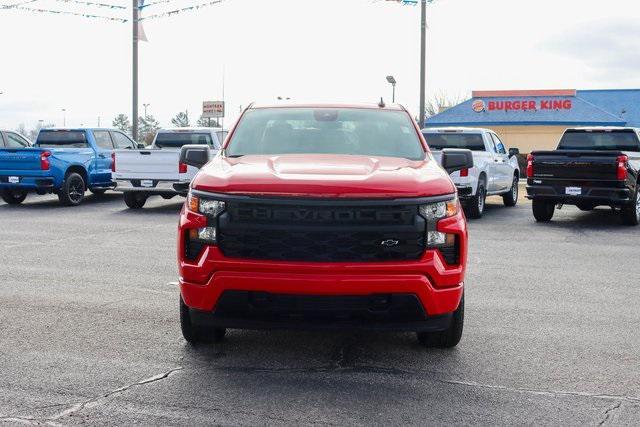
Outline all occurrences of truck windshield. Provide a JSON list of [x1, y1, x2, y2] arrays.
[[155, 133, 213, 148], [558, 130, 640, 152], [226, 108, 425, 160], [36, 131, 88, 148], [423, 133, 485, 151]]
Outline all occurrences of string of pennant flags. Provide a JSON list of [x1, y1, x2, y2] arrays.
[[0, 0, 227, 22]]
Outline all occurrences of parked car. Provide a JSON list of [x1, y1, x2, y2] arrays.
[[112, 128, 226, 209], [176, 103, 473, 347], [0, 128, 137, 206], [422, 127, 520, 218], [1, 130, 31, 148], [527, 127, 640, 225]]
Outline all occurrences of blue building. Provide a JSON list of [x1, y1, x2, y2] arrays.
[[424, 89, 640, 152]]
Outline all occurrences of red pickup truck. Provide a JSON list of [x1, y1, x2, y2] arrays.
[[176, 103, 473, 347]]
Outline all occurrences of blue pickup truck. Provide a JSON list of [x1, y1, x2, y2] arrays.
[[0, 128, 140, 206]]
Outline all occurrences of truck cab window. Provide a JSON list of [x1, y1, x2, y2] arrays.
[[491, 134, 506, 154], [112, 132, 136, 149], [5, 133, 30, 148], [93, 131, 114, 149]]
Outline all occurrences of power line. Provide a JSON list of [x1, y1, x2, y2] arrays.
[[138, 0, 177, 10], [49, 0, 126, 10], [139, 0, 225, 21], [14, 5, 128, 21], [1, 0, 39, 9]]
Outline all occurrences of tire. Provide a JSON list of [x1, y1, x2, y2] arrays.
[[532, 199, 555, 222], [417, 295, 464, 348], [90, 189, 107, 196], [57, 173, 86, 206], [123, 192, 147, 209], [180, 297, 226, 344], [465, 179, 486, 219], [621, 188, 640, 226], [1, 189, 27, 205], [502, 175, 519, 207]]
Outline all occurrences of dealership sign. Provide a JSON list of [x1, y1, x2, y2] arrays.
[[203, 101, 225, 118], [472, 99, 573, 112]]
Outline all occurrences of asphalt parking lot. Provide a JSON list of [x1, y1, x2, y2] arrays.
[[1, 190, 639, 426]]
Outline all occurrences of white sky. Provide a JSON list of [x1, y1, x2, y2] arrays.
[[1, 0, 639, 131]]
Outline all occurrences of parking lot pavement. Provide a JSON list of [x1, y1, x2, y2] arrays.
[[1, 192, 639, 426]]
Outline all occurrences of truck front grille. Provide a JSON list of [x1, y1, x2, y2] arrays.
[[218, 201, 425, 262]]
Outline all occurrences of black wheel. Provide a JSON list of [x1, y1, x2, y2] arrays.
[[502, 175, 519, 207], [1, 189, 27, 205], [58, 173, 85, 206], [180, 297, 226, 344], [465, 179, 486, 219], [123, 192, 147, 209], [621, 188, 640, 226], [417, 295, 464, 348], [90, 189, 107, 196], [532, 199, 555, 222]]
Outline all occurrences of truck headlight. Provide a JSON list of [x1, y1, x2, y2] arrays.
[[418, 198, 458, 221], [186, 193, 225, 245], [419, 198, 458, 251], [187, 193, 225, 217]]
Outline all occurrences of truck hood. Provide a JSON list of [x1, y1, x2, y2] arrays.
[[191, 154, 455, 198]]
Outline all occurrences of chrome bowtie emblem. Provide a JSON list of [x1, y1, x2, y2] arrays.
[[380, 239, 400, 247]]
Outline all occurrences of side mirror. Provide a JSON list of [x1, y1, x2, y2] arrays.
[[441, 148, 474, 175], [509, 147, 520, 157], [137, 143, 146, 149], [180, 144, 211, 168]]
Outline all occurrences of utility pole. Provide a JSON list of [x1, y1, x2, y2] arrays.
[[419, 0, 427, 127], [132, 0, 139, 141]]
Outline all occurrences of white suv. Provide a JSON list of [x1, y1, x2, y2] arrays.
[[422, 127, 521, 218]]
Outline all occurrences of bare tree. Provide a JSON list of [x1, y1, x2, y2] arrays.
[[425, 92, 468, 117]]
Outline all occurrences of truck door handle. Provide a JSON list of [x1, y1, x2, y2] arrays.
[[98, 154, 107, 158]]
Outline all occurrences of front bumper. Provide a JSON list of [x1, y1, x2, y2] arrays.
[[188, 290, 454, 332], [526, 184, 632, 206], [178, 205, 467, 328], [114, 179, 189, 196]]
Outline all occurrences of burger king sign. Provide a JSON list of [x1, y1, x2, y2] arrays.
[[472, 100, 486, 113]]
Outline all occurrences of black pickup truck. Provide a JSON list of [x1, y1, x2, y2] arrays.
[[526, 128, 640, 225]]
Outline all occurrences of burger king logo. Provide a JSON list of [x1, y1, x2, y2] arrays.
[[472, 100, 486, 113]]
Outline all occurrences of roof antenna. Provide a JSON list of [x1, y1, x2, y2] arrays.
[[378, 97, 386, 108]]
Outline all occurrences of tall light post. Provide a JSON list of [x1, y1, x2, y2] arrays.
[[143, 103, 150, 118], [419, 0, 428, 127], [62, 108, 67, 127], [386, 76, 397, 103], [132, 0, 140, 141]]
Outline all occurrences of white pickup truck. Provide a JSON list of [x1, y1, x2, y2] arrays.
[[422, 127, 521, 218], [112, 127, 226, 209]]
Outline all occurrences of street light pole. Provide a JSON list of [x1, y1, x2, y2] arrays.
[[62, 108, 66, 127], [132, 0, 139, 141], [419, 0, 427, 127], [143, 103, 150, 118], [386, 76, 397, 103]]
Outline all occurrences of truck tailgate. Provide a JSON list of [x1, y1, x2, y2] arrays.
[[113, 149, 185, 181], [531, 150, 620, 181], [0, 148, 44, 172]]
